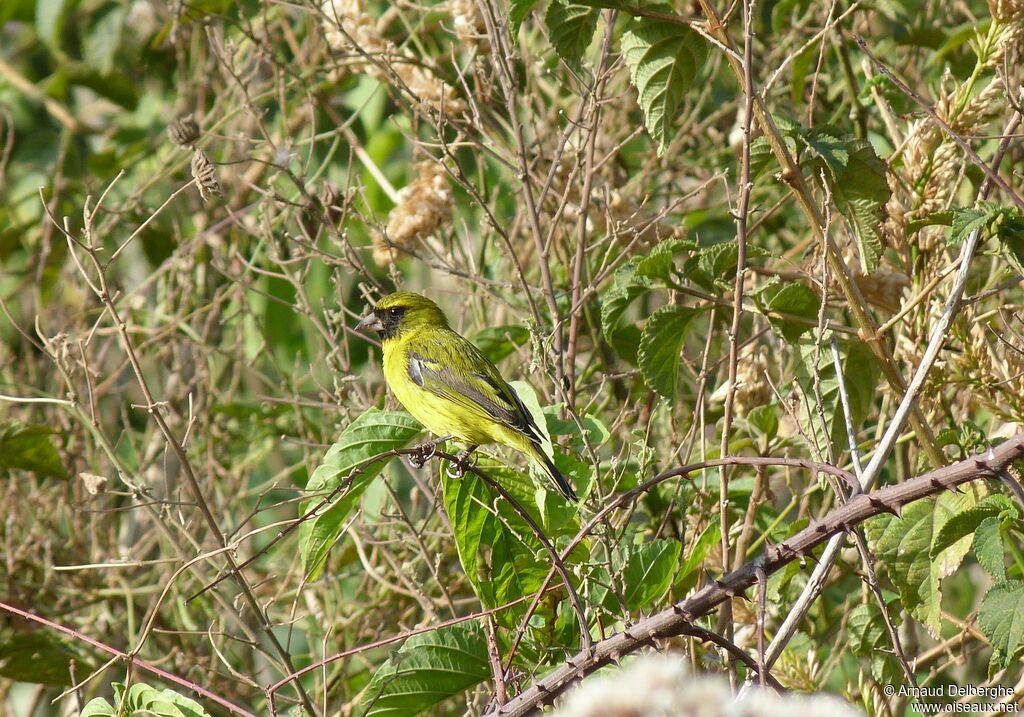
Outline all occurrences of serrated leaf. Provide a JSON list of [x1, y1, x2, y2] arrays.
[[948, 207, 991, 245], [974, 516, 1006, 581], [638, 305, 702, 399], [865, 499, 943, 637], [359, 623, 489, 717], [600, 257, 651, 334], [300, 409, 423, 578], [838, 196, 885, 273], [995, 210, 1024, 276], [932, 489, 978, 579], [846, 603, 903, 684], [686, 242, 770, 292], [798, 127, 890, 272], [801, 126, 849, 175], [931, 494, 1011, 558], [759, 281, 820, 342], [545, 0, 599, 70], [794, 339, 878, 453], [749, 135, 774, 178], [113, 682, 209, 717], [634, 237, 696, 284], [979, 581, 1024, 667], [0, 420, 69, 479], [621, 18, 706, 154], [619, 539, 681, 611]]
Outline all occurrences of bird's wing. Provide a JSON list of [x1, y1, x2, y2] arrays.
[[405, 334, 545, 444]]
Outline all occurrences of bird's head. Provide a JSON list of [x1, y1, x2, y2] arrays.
[[355, 292, 450, 341]]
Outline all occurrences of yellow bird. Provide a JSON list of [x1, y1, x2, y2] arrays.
[[356, 292, 578, 502]]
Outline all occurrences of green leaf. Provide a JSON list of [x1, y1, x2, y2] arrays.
[[979, 581, 1024, 668], [442, 458, 571, 615], [974, 516, 1006, 581], [837, 196, 885, 274], [618, 539, 681, 611], [0, 420, 69, 479], [995, 210, 1024, 276], [794, 339, 878, 452], [865, 498, 944, 637], [948, 207, 991, 245], [110, 682, 210, 717], [621, 17, 706, 154], [931, 494, 1012, 558], [79, 698, 116, 717], [846, 603, 903, 684], [677, 517, 720, 584], [0, 632, 84, 685], [638, 305, 703, 400], [745, 404, 778, 440], [801, 126, 849, 175], [82, 3, 126, 75], [600, 257, 655, 362], [471, 325, 530, 364], [545, 0, 599, 70], [798, 127, 890, 272], [685, 242, 770, 292], [748, 135, 775, 178], [509, 0, 540, 31], [299, 409, 423, 578], [35, 0, 74, 49], [753, 280, 820, 342], [634, 237, 696, 285], [358, 622, 490, 717]]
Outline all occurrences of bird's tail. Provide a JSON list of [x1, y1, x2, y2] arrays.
[[530, 444, 578, 502]]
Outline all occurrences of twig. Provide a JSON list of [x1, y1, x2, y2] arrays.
[[0, 601, 257, 717]]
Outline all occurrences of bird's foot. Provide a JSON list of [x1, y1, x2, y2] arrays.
[[445, 446, 478, 479], [408, 435, 453, 469]]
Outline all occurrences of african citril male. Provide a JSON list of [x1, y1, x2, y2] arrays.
[[356, 292, 578, 502]]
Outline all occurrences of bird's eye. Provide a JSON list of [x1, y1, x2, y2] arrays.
[[388, 307, 403, 318]]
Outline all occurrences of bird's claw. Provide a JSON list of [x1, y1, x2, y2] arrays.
[[407, 435, 453, 469], [445, 449, 477, 479], [408, 443, 436, 469]]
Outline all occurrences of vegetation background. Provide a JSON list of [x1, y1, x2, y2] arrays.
[[2, 0, 1024, 714]]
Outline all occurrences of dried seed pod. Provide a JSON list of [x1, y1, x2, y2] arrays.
[[191, 149, 223, 202], [168, 114, 201, 147]]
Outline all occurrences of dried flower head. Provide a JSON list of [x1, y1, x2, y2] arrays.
[[321, 0, 388, 58], [990, 0, 1024, 22], [320, 0, 465, 114], [79, 472, 108, 495], [167, 114, 200, 148], [372, 161, 453, 266], [447, 0, 489, 51], [191, 149, 223, 202]]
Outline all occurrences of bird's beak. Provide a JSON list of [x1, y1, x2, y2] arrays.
[[355, 311, 384, 333]]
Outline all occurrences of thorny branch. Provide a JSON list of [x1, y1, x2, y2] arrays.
[[492, 434, 1024, 716]]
